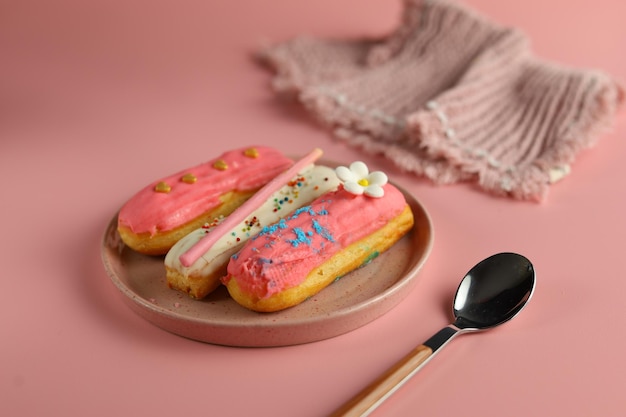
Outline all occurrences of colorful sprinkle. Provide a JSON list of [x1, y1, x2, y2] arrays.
[[363, 251, 380, 264], [312, 219, 335, 242], [286, 227, 312, 247]]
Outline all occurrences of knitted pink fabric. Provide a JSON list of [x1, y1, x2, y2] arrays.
[[259, 0, 624, 201]]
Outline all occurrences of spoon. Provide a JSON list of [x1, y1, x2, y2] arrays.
[[330, 252, 536, 417]]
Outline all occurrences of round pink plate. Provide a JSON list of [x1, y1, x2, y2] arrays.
[[101, 183, 433, 347]]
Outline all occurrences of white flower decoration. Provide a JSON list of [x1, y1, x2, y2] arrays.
[[335, 161, 388, 198]]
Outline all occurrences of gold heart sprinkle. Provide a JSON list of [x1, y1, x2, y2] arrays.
[[154, 181, 171, 193], [213, 159, 228, 170], [244, 147, 259, 158], [181, 173, 197, 184]]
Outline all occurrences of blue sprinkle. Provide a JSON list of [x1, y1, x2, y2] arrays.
[[291, 205, 314, 219], [312, 219, 335, 242], [255, 218, 288, 239], [256, 224, 277, 237], [286, 227, 312, 247]]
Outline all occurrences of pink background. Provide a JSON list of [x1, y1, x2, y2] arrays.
[[2, 0, 625, 416]]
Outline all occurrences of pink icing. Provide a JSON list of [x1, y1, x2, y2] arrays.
[[223, 184, 408, 299], [117, 146, 292, 235], [179, 148, 323, 267]]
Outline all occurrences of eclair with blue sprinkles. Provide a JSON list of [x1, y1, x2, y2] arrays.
[[223, 161, 414, 312]]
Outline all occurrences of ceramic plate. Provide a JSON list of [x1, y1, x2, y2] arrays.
[[101, 181, 433, 347]]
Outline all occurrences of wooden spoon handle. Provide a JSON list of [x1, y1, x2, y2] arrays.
[[330, 344, 433, 417]]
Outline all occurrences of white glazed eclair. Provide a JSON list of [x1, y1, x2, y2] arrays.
[[165, 164, 340, 299]]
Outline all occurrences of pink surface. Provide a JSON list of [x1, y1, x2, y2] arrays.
[[2, 0, 625, 416]]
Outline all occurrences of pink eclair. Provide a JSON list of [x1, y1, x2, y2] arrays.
[[223, 162, 414, 312], [117, 146, 292, 255]]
